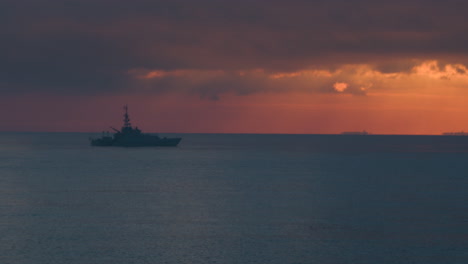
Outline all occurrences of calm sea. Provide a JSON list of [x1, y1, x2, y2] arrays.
[[1, 132, 468, 264]]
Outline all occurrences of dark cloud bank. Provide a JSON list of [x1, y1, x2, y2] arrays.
[[1, 0, 468, 97]]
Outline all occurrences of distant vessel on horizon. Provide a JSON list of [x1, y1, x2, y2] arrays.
[[90, 106, 182, 147], [341, 130, 370, 135], [442, 131, 468, 136]]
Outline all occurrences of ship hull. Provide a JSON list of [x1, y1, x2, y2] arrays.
[[90, 137, 182, 147]]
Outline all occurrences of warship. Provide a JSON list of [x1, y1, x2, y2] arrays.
[[90, 106, 182, 147]]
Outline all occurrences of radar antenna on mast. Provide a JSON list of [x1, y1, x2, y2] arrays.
[[123, 105, 131, 128]]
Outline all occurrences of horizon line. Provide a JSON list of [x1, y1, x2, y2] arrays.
[[0, 130, 460, 136]]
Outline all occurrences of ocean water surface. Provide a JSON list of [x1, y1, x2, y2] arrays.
[[1, 133, 468, 264]]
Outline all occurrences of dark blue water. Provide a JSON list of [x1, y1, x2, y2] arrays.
[[1, 133, 468, 264]]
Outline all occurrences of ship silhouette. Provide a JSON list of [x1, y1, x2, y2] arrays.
[[442, 131, 468, 136], [90, 106, 182, 147], [340, 130, 370, 135]]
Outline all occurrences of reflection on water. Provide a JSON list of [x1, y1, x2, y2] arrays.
[[0, 133, 467, 263]]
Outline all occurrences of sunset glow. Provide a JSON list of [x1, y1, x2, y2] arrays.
[[2, 0, 468, 134]]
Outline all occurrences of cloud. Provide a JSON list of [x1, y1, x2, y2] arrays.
[[333, 82, 348, 92], [2, 0, 468, 97], [125, 60, 468, 99]]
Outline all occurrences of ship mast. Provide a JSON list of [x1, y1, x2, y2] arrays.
[[123, 105, 131, 128]]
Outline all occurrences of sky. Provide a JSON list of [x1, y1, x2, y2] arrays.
[[2, 0, 468, 134]]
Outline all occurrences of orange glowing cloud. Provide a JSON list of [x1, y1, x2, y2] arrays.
[[333, 82, 348, 92], [126, 60, 468, 99]]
